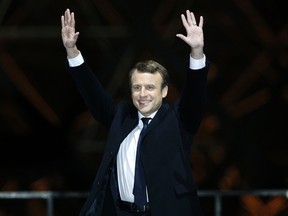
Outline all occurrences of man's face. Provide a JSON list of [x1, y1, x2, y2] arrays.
[[131, 70, 168, 116]]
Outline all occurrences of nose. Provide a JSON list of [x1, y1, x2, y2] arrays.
[[140, 87, 147, 96]]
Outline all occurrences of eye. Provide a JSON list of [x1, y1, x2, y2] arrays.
[[146, 85, 155, 91], [132, 85, 141, 92]]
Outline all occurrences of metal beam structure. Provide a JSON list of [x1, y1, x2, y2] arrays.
[[0, 2, 287, 212]]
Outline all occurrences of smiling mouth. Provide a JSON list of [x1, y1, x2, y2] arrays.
[[139, 100, 150, 106]]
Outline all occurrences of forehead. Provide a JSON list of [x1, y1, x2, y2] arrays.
[[131, 71, 163, 85]]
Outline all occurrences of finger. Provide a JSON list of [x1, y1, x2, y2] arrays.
[[176, 34, 187, 42], [176, 34, 184, 39], [65, 9, 71, 25], [199, 16, 204, 29], [61, 15, 64, 28], [180, 14, 189, 30], [190, 12, 197, 25], [64, 9, 68, 22], [74, 32, 80, 41], [71, 12, 75, 27], [66, 8, 70, 17], [186, 10, 193, 26]]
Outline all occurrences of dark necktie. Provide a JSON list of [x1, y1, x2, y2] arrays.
[[133, 117, 151, 209]]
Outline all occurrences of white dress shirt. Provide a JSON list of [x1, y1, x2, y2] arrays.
[[116, 112, 155, 202]]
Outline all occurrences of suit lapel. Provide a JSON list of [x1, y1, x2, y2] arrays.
[[119, 105, 138, 144], [121, 116, 138, 138], [141, 102, 170, 138], [114, 102, 170, 147]]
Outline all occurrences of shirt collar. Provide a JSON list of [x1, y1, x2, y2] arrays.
[[137, 110, 157, 128]]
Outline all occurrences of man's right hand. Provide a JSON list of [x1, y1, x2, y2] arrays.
[[61, 8, 80, 58]]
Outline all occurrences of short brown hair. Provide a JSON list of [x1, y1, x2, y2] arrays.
[[129, 60, 169, 89]]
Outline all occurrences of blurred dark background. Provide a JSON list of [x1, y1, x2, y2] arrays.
[[0, 0, 287, 215]]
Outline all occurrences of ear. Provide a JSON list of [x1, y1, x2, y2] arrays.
[[162, 85, 168, 98]]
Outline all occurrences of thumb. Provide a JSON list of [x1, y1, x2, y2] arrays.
[[176, 34, 187, 42], [73, 32, 80, 41]]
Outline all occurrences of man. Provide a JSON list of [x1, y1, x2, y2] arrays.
[[61, 8, 209, 216]]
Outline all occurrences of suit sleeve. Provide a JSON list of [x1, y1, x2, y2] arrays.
[[178, 61, 209, 134], [67, 61, 115, 130]]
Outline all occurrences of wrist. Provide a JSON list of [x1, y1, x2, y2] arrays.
[[190, 47, 204, 60], [66, 46, 80, 59]]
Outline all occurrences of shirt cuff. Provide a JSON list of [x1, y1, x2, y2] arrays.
[[67, 51, 84, 67], [189, 54, 206, 70]]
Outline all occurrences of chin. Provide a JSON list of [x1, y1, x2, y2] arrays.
[[139, 109, 150, 116]]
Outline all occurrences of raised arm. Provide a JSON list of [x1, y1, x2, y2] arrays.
[[176, 10, 204, 60], [176, 10, 208, 135], [61, 8, 80, 58]]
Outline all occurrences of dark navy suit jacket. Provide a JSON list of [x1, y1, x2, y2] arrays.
[[67, 59, 209, 216]]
